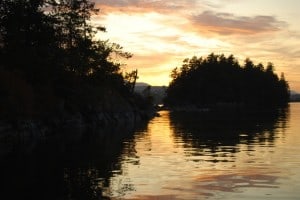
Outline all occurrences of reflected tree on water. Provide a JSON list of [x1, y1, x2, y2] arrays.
[[169, 106, 289, 162]]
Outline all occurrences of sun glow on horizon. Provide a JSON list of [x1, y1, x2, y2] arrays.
[[93, 0, 300, 91]]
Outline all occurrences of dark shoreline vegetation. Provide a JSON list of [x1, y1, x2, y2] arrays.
[[164, 54, 290, 109], [0, 0, 154, 156]]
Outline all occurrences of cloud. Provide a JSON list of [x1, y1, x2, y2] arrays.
[[190, 11, 286, 35], [95, 1, 286, 36], [92, 0, 300, 91], [94, 0, 193, 9], [93, 0, 251, 14], [94, 0, 203, 14]]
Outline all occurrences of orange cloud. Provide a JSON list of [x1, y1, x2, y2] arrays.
[[94, 0, 202, 14], [92, 0, 300, 91], [95, 2, 286, 37]]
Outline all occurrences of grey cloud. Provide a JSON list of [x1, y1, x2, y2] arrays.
[[191, 11, 286, 35]]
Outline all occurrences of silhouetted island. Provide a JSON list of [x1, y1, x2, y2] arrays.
[[164, 53, 290, 109]]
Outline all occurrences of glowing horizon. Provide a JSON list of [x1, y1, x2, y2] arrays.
[[92, 0, 300, 91]]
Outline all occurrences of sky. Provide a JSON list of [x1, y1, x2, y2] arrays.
[[91, 0, 300, 92]]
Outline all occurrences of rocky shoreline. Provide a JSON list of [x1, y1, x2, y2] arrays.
[[0, 107, 156, 157]]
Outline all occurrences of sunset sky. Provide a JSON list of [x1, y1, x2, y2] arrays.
[[92, 0, 300, 92]]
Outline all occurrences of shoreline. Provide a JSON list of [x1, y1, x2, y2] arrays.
[[0, 107, 156, 158]]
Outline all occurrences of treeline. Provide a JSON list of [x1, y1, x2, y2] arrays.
[[165, 53, 290, 107], [0, 0, 141, 119]]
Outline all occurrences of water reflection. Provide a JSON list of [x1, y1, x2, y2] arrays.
[[106, 106, 291, 199], [0, 124, 147, 200], [62, 124, 150, 200], [169, 107, 289, 162], [1, 104, 299, 200]]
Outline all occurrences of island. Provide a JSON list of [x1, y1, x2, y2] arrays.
[[164, 53, 290, 109]]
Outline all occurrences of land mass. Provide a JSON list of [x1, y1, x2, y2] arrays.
[[0, 0, 155, 157], [165, 54, 290, 108]]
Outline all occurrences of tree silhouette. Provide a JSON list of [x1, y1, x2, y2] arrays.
[[165, 53, 290, 108], [0, 0, 143, 118], [124, 69, 138, 93], [0, 0, 59, 83]]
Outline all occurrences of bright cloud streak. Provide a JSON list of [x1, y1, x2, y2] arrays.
[[92, 0, 300, 92]]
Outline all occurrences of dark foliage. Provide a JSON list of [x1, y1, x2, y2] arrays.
[[0, 0, 140, 119], [165, 53, 290, 107]]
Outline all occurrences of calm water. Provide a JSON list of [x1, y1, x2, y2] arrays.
[[1, 103, 300, 199]]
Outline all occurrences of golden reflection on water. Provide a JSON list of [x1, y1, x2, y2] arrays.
[[105, 103, 300, 199]]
